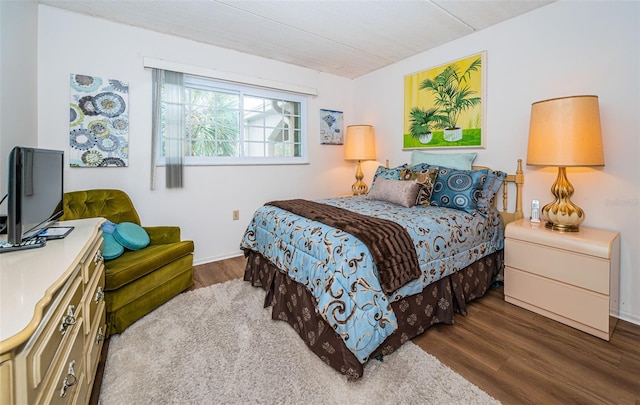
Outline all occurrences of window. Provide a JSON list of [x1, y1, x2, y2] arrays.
[[159, 75, 307, 165]]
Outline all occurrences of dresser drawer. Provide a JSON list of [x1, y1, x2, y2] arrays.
[[83, 267, 105, 336], [505, 266, 610, 333], [0, 355, 13, 405], [505, 239, 610, 294], [27, 273, 83, 391], [39, 316, 85, 405], [86, 302, 106, 386], [82, 237, 104, 284]]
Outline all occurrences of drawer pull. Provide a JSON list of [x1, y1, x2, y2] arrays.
[[60, 305, 76, 334], [96, 326, 105, 346], [94, 286, 104, 303], [94, 250, 104, 264], [60, 360, 77, 398]]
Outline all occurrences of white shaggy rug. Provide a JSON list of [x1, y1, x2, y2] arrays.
[[100, 279, 499, 405]]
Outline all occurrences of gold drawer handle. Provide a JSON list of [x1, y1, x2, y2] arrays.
[[94, 286, 104, 303], [95, 326, 105, 346], [59, 305, 76, 334], [60, 360, 77, 398]]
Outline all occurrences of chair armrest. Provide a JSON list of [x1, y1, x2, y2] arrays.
[[143, 226, 181, 244]]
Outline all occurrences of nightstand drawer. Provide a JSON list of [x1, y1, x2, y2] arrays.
[[505, 267, 610, 333], [505, 239, 609, 294]]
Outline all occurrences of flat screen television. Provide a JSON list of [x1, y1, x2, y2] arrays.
[[6, 146, 64, 244]]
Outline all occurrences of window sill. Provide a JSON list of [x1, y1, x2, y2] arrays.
[[156, 159, 310, 167]]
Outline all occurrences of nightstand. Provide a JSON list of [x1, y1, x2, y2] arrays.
[[504, 219, 620, 340]]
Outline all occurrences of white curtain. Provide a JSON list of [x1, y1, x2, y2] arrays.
[[151, 69, 184, 189]]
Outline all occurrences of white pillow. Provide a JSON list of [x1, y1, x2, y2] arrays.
[[366, 177, 420, 208]]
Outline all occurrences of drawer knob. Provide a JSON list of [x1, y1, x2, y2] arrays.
[[96, 326, 105, 346], [60, 360, 77, 398], [94, 286, 104, 303], [59, 305, 76, 334]]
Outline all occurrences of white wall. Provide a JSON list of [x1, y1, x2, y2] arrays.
[[352, 1, 640, 324], [0, 0, 39, 203], [35, 5, 355, 264], [4, 1, 638, 325]]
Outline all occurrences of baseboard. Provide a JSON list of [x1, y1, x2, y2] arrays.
[[618, 310, 640, 326], [193, 251, 244, 266]]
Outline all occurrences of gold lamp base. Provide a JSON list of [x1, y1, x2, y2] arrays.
[[542, 167, 585, 232], [351, 160, 369, 195]]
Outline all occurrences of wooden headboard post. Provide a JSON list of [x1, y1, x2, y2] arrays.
[[500, 159, 524, 224]]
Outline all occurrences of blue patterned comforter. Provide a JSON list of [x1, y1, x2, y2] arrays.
[[240, 196, 504, 363]]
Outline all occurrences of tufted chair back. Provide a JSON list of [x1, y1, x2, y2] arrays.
[[60, 189, 141, 225]]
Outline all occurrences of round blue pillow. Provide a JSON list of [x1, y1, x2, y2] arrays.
[[102, 232, 125, 260], [113, 222, 150, 251]]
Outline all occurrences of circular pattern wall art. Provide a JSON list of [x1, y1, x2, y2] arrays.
[[69, 73, 129, 167]]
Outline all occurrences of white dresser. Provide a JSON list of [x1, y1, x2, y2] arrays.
[[0, 218, 106, 404], [504, 219, 620, 341]]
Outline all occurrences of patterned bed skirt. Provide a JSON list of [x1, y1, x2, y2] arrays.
[[243, 249, 504, 379]]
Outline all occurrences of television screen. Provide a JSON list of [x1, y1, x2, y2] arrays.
[[7, 147, 64, 244]]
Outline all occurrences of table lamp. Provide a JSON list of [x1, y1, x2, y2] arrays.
[[526, 95, 604, 232], [344, 125, 376, 195]]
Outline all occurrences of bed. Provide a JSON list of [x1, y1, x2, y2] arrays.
[[241, 158, 524, 379]]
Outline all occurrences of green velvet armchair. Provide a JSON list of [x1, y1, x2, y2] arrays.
[[60, 189, 194, 336]]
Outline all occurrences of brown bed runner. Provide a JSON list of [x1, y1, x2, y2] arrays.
[[265, 199, 421, 293]]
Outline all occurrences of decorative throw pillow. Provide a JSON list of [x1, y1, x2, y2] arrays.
[[102, 232, 125, 260], [113, 222, 150, 251], [477, 170, 507, 215], [100, 220, 124, 260], [400, 167, 439, 206], [370, 164, 409, 189], [410, 150, 477, 170], [408, 162, 434, 172], [366, 177, 420, 208], [430, 167, 488, 214]]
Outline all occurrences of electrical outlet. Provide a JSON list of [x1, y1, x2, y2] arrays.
[[232, 210, 240, 221]]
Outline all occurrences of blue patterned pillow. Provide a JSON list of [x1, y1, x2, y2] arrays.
[[370, 164, 408, 189], [477, 170, 507, 215], [408, 162, 434, 172], [430, 168, 488, 214]]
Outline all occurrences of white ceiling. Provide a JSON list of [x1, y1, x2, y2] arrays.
[[38, 0, 554, 79]]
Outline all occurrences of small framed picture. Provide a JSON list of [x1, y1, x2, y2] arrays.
[[320, 109, 344, 145]]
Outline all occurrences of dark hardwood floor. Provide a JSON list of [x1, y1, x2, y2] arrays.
[[193, 256, 640, 404], [93, 256, 640, 404]]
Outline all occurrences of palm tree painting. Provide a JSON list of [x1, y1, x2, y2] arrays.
[[403, 52, 485, 149]]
